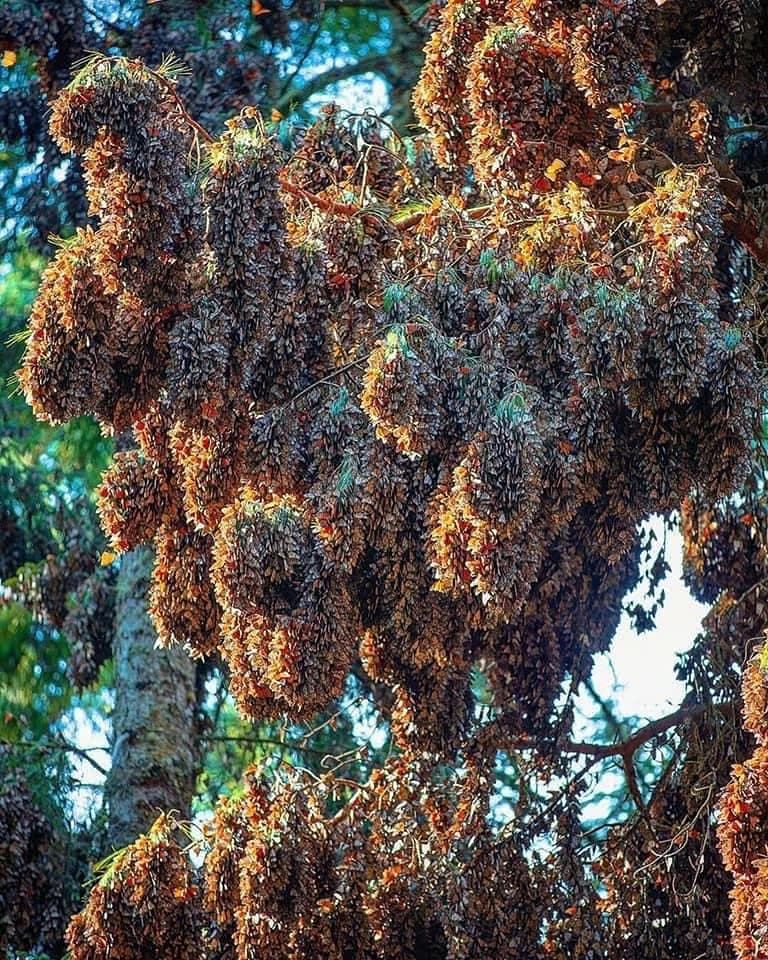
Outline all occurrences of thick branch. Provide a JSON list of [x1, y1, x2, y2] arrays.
[[563, 700, 735, 761], [279, 177, 366, 219]]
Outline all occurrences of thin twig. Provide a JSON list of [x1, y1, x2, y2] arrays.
[[82, 3, 131, 35], [250, 357, 365, 420], [275, 52, 401, 114], [1, 736, 109, 777], [727, 125, 768, 136], [276, 19, 325, 104], [383, 0, 425, 34], [147, 64, 215, 144], [205, 734, 331, 759]]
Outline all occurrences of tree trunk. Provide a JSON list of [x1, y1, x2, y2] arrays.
[[104, 545, 199, 849]]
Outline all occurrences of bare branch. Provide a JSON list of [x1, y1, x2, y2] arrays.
[[1, 736, 110, 777], [563, 700, 736, 761], [275, 52, 403, 114], [205, 734, 331, 758]]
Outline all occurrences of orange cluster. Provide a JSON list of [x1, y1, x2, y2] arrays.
[[677, 475, 768, 959], [68, 815, 201, 960], [69, 749, 550, 960], [414, 0, 633, 186], [65, 565, 117, 688], [428, 400, 545, 621], [0, 757, 71, 956], [20, 3, 767, 749], [20, 60, 202, 433], [720, 745, 768, 960], [210, 491, 357, 717]]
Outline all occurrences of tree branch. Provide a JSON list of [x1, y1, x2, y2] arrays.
[[275, 52, 402, 113], [582, 676, 626, 740], [727, 125, 768, 136], [276, 19, 325, 105], [1, 736, 110, 777], [562, 700, 735, 761], [205, 734, 338, 760], [83, 4, 131, 37], [148, 65, 215, 144], [382, 0, 425, 35], [82, 3, 132, 36]]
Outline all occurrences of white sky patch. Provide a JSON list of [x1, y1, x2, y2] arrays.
[[63, 704, 110, 826], [576, 522, 708, 730], [306, 74, 389, 117]]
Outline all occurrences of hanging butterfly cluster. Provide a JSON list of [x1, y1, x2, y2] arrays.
[[0, 457, 114, 689], [0, 0, 304, 254], [682, 471, 768, 959], [67, 814, 201, 960], [0, 752, 71, 956], [18, 0, 768, 955], [67, 749, 565, 960]]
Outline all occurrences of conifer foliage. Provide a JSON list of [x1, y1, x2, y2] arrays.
[[17, 0, 768, 956]]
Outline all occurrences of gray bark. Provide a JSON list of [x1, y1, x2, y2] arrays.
[[104, 545, 199, 849]]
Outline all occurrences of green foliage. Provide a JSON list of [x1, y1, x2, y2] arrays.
[[1, 244, 44, 379], [0, 606, 71, 742], [0, 241, 112, 830]]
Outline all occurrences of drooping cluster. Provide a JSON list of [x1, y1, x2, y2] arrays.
[[705, 500, 768, 958], [0, 451, 116, 688], [719, 739, 768, 959], [64, 565, 117, 687], [0, 0, 305, 257], [681, 486, 768, 606], [414, 0, 768, 188], [67, 814, 201, 960], [70, 748, 549, 960], [20, 57, 204, 433], [21, 0, 767, 751], [0, 755, 71, 956], [596, 707, 745, 959], [678, 474, 768, 959]]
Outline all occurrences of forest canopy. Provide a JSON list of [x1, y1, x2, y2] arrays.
[[2, 0, 768, 958]]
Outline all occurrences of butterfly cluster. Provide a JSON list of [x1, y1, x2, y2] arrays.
[[20, 0, 768, 954]]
